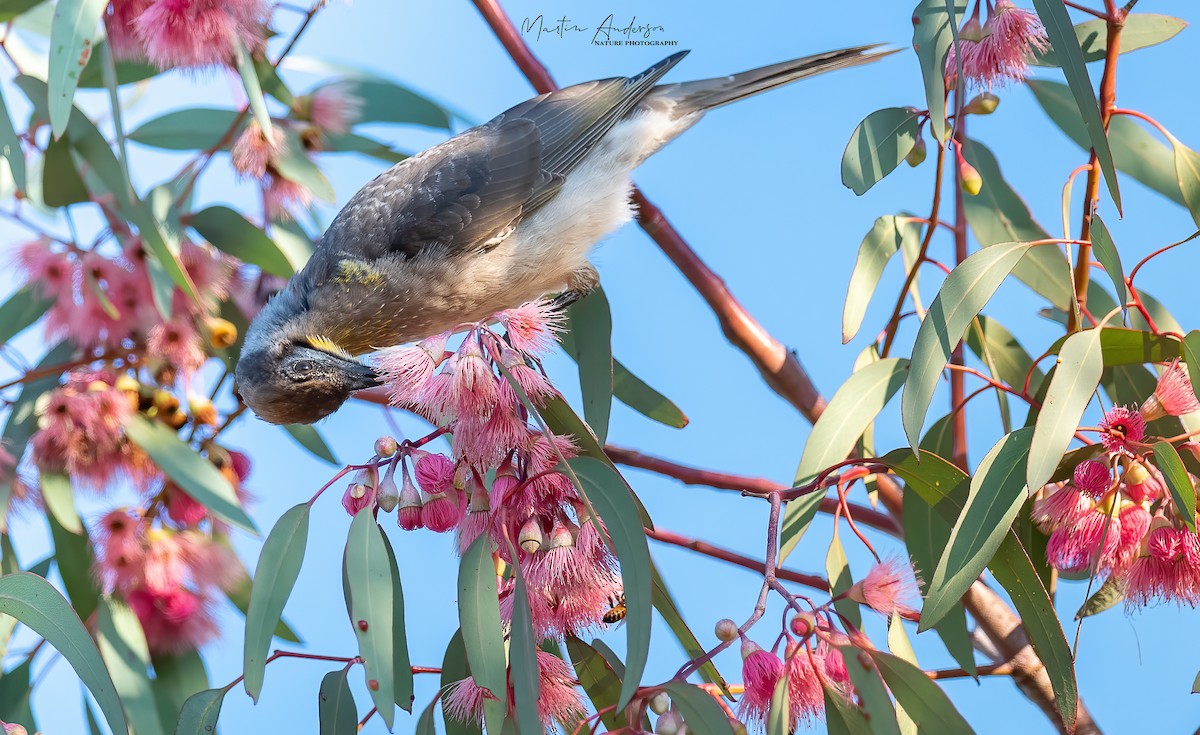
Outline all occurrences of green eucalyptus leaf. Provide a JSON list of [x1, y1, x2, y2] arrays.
[[381, 532, 414, 712], [1172, 138, 1200, 228], [867, 651, 972, 734], [662, 682, 735, 735], [0, 573, 126, 734], [1031, 14, 1188, 66], [922, 428, 1033, 630], [912, 0, 967, 142], [47, 0, 107, 138], [343, 509, 396, 729], [1074, 576, 1124, 619], [902, 242, 1028, 450], [39, 472, 82, 535], [124, 415, 256, 532], [440, 630, 482, 735], [0, 85, 26, 191], [841, 648, 901, 735], [565, 637, 629, 730], [509, 570, 541, 735], [1153, 441, 1195, 531], [826, 529, 861, 629], [1028, 329, 1103, 491], [843, 216, 921, 343], [1089, 215, 1126, 319], [174, 688, 225, 734], [129, 108, 244, 150], [566, 287, 614, 444], [42, 135, 89, 206], [97, 598, 164, 735], [841, 107, 920, 195], [189, 206, 297, 278], [281, 424, 340, 465], [458, 535, 507, 734], [243, 503, 310, 701], [318, 669, 357, 735], [1030, 0, 1121, 212]]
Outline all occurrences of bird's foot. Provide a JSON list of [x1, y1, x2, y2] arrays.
[[550, 263, 599, 312]]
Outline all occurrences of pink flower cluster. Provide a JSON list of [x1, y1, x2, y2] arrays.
[[737, 633, 853, 729], [443, 650, 585, 731], [1036, 364, 1200, 607], [96, 509, 245, 653], [15, 237, 234, 378], [944, 0, 1048, 88], [361, 302, 627, 640], [30, 370, 155, 490], [106, 0, 269, 70]]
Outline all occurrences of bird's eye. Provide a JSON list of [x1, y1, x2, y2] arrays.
[[288, 359, 317, 382]]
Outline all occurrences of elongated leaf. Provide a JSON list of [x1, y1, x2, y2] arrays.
[[1032, 14, 1189, 66], [1089, 215, 1126, 318], [826, 529, 861, 628], [440, 630, 482, 735], [244, 503, 310, 701], [867, 652, 972, 734], [97, 598, 164, 735], [843, 216, 920, 343], [767, 673, 789, 735], [0, 287, 52, 346], [381, 531, 414, 712], [0, 658, 34, 727], [189, 206, 296, 278], [1028, 329, 1103, 491], [842, 107, 920, 195], [175, 688, 225, 734], [1173, 138, 1200, 227], [988, 537, 1077, 728], [1046, 326, 1179, 366], [826, 684, 872, 735], [782, 358, 909, 557], [1075, 576, 1124, 619], [886, 618, 919, 735], [1153, 441, 1195, 531], [76, 40, 158, 87], [902, 242, 1028, 449], [509, 570, 541, 735], [923, 428, 1033, 630], [47, 512, 100, 621], [47, 0, 107, 138], [1031, 0, 1121, 211], [567, 457, 651, 709], [1184, 332, 1200, 404], [151, 650, 209, 734], [458, 535, 506, 734], [129, 108, 243, 150], [841, 649, 901, 735], [0, 573, 125, 734], [416, 697, 438, 734], [567, 287, 614, 444], [124, 415, 256, 532], [0, 85, 25, 191], [961, 139, 1072, 310], [912, 0, 966, 142], [1029, 79, 1183, 206], [902, 485, 976, 676], [318, 669, 357, 735], [662, 682, 735, 735], [275, 128, 335, 202], [233, 38, 272, 136], [42, 135, 88, 206], [565, 637, 627, 730], [39, 472, 82, 534], [966, 315, 1045, 395], [326, 78, 451, 130], [281, 424, 339, 465], [559, 330, 687, 429], [343, 509, 396, 729]]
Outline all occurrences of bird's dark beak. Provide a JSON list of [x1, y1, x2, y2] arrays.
[[344, 359, 383, 391]]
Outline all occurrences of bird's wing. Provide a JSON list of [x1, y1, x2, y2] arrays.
[[318, 51, 689, 264]]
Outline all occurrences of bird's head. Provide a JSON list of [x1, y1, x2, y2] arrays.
[[234, 335, 381, 425]]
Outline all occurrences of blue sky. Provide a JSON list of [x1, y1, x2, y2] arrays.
[[3, 0, 1200, 733]]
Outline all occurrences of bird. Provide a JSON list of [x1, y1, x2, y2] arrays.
[[236, 46, 892, 425]]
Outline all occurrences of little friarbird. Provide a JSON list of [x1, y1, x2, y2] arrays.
[[236, 46, 892, 425]]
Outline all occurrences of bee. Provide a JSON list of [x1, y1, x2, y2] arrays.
[[602, 592, 627, 624]]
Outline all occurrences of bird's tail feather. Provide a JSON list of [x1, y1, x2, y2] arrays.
[[659, 44, 896, 114]]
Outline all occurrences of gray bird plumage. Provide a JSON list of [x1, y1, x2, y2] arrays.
[[236, 46, 893, 424]]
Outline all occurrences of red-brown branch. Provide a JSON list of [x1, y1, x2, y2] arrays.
[[605, 444, 899, 535], [645, 526, 829, 592]]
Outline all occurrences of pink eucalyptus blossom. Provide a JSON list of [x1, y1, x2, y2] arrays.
[[1099, 405, 1145, 454], [1141, 360, 1200, 421]]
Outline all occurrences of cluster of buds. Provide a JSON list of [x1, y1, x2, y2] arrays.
[[1035, 361, 1200, 606], [944, 0, 1049, 88]]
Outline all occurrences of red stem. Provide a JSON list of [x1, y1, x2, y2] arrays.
[[645, 527, 829, 592]]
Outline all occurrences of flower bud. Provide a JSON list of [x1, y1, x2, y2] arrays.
[[518, 517, 546, 553], [188, 395, 217, 426], [547, 518, 577, 550], [959, 159, 982, 196], [376, 470, 400, 512], [655, 710, 683, 735], [1124, 461, 1150, 487], [789, 612, 816, 637], [714, 618, 738, 642], [397, 470, 424, 530], [963, 92, 1000, 115], [115, 375, 140, 393], [205, 317, 238, 349], [905, 135, 927, 167], [374, 436, 398, 458], [649, 692, 671, 715]]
